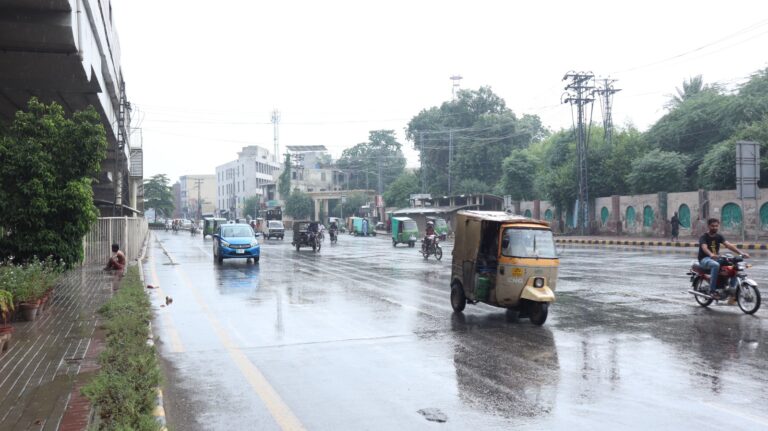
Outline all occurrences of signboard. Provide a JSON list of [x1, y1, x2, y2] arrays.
[[410, 193, 432, 200], [736, 141, 760, 199]]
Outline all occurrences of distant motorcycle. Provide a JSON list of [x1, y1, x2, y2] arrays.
[[687, 254, 761, 314], [421, 235, 442, 261], [190, 225, 198, 236], [329, 229, 338, 244]]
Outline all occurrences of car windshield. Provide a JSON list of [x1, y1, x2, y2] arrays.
[[221, 226, 254, 237], [501, 228, 557, 259], [268, 221, 283, 228], [403, 221, 417, 231]]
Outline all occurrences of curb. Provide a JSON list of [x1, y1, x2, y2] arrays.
[[136, 232, 168, 431], [555, 238, 768, 250]]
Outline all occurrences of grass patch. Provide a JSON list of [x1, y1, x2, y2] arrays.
[[83, 265, 162, 431]]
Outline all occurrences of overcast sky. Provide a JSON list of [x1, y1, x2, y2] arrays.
[[113, 0, 768, 182]]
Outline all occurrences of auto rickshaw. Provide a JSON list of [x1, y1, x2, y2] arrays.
[[202, 217, 227, 239], [350, 217, 374, 236], [391, 217, 418, 247], [450, 210, 559, 325], [427, 216, 449, 240], [292, 220, 321, 252]]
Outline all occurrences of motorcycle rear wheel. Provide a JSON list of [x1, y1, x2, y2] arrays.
[[737, 284, 761, 314], [693, 278, 713, 307]]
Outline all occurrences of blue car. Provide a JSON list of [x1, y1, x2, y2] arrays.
[[213, 223, 260, 264]]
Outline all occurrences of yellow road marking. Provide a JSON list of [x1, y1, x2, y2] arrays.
[[170, 252, 306, 431], [148, 243, 185, 353]]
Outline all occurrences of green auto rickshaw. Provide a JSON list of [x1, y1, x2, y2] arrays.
[[203, 217, 227, 239], [391, 217, 418, 247], [351, 217, 374, 236]]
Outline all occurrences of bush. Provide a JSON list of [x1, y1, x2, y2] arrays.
[[82, 266, 161, 430]]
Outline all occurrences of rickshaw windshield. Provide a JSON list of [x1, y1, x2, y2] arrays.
[[403, 221, 417, 231], [501, 228, 557, 259], [221, 226, 254, 237]]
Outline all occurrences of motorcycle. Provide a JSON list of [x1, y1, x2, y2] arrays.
[[687, 254, 761, 314], [421, 235, 443, 261], [190, 225, 198, 236], [329, 229, 338, 244]]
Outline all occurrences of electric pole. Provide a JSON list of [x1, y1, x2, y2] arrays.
[[192, 177, 204, 221], [271, 109, 281, 163], [420, 131, 426, 194], [562, 71, 595, 235], [448, 130, 453, 195], [594, 78, 621, 146]]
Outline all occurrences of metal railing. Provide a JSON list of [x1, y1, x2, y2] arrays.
[[83, 217, 148, 265]]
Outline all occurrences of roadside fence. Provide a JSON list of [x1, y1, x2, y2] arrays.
[[83, 217, 148, 265]]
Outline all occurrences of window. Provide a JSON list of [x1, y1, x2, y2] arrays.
[[501, 228, 557, 259], [643, 206, 654, 227], [678, 204, 691, 228], [600, 207, 609, 225], [626, 206, 636, 226], [722, 203, 742, 228]]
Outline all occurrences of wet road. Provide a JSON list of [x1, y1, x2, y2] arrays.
[[146, 231, 768, 430]]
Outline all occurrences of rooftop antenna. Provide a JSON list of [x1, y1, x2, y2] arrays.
[[271, 109, 281, 163]]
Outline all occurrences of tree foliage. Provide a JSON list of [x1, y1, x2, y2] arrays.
[[284, 191, 313, 219], [383, 172, 419, 208], [0, 98, 107, 265], [626, 149, 690, 194], [335, 130, 406, 192], [497, 149, 537, 200], [143, 174, 174, 222], [278, 153, 291, 199], [243, 195, 260, 219]]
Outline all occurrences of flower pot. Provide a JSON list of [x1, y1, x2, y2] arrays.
[[20, 301, 40, 322]]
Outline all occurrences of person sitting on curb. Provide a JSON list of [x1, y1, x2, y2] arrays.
[[104, 243, 126, 272], [698, 218, 749, 299]]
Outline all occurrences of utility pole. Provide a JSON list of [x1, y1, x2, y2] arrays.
[[271, 109, 281, 163], [594, 78, 621, 146], [419, 131, 426, 194], [562, 71, 595, 235], [448, 130, 453, 195], [192, 177, 204, 221], [450, 75, 463, 100]]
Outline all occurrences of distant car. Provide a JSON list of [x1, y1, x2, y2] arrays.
[[265, 220, 285, 240], [213, 223, 260, 264], [180, 219, 193, 229]]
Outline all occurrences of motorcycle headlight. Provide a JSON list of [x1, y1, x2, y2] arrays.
[[737, 263, 746, 271], [220, 240, 230, 247]]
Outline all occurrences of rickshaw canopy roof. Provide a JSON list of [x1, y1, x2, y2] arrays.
[[392, 216, 413, 222], [456, 210, 549, 226]]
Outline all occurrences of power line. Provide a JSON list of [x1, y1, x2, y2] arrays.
[[562, 71, 595, 235]]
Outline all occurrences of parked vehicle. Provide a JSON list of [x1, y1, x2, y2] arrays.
[[421, 235, 442, 260], [450, 211, 559, 325], [688, 254, 761, 314], [212, 223, 260, 264], [391, 217, 418, 248], [292, 220, 321, 252], [203, 217, 227, 239], [427, 216, 449, 240], [350, 217, 375, 236], [263, 220, 285, 240]]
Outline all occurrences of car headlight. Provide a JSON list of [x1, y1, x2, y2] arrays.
[[533, 277, 545, 288], [250, 240, 259, 247], [220, 240, 230, 247]]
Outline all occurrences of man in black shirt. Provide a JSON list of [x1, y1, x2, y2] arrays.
[[698, 218, 749, 298]]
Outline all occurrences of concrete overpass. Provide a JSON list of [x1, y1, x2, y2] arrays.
[[0, 0, 141, 215], [307, 190, 377, 221]]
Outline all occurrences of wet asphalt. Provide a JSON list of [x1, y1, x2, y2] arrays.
[[145, 230, 768, 431]]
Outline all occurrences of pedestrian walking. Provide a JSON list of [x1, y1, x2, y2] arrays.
[[670, 211, 680, 241]]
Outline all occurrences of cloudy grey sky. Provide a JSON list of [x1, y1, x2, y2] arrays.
[[113, 0, 768, 182]]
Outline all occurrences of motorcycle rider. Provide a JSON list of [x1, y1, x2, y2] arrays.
[[329, 220, 338, 240], [698, 218, 749, 299], [423, 220, 436, 251]]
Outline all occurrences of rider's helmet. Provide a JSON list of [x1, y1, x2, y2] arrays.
[[427, 221, 434, 226]]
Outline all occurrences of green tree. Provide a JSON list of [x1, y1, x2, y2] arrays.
[[143, 174, 174, 222], [243, 195, 260, 219], [626, 149, 690, 193], [665, 75, 714, 109], [278, 153, 291, 199], [455, 178, 492, 195], [329, 191, 368, 218], [0, 98, 107, 265], [285, 191, 313, 219], [383, 172, 419, 208], [698, 117, 768, 190], [335, 130, 406, 192], [497, 149, 537, 200]]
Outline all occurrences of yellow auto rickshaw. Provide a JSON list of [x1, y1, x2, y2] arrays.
[[450, 210, 559, 325]]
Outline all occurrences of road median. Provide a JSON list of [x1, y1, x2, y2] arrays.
[[555, 237, 768, 250]]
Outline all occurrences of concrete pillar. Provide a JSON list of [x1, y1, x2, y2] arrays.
[[511, 201, 520, 215], [323, 199, 329, 223], [658, 192, 668, 237], [533, 200, 541, 219], [313, 199, 320, 221], [611, 195, 621, 235]]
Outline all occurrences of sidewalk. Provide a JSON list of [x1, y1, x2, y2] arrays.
[[0, 265, 119, 431], [556, 235, 768, 250]]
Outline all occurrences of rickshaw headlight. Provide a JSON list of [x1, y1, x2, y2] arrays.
[[533, 277, 545, 288]]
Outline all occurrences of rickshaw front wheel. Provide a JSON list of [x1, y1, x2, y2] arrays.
[[528, 302, 549, 326], [451, 282, 466, 312]]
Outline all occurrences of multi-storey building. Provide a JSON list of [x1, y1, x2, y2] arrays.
[[285, 145, 346, 193], [178, 175, 216, 219], [215, 145, 281, 218]]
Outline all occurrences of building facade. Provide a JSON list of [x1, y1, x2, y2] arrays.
[[285, 145, 346, 193], [215, 145, 281, 219], [178, 175, 216, 220]]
